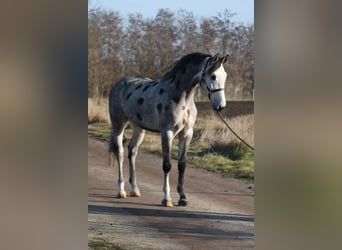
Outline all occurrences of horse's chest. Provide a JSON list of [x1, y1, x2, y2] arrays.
[[172, 105, 196, 131]]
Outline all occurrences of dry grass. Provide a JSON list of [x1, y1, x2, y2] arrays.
[[195, 114, 254, 149], [88, 98, 109, 124]]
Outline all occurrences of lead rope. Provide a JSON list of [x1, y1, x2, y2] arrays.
[[215, 110, 255, 151]]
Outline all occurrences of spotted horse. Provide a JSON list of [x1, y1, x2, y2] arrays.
[[108, 52, 229, 207]]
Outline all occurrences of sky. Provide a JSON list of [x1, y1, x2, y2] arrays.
[[89, 0, 254, 25]]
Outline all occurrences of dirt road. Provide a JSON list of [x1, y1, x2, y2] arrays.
[[88, 137, 254, 249]]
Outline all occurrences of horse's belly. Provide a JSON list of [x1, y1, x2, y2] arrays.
[[128, 112, 161, 133]]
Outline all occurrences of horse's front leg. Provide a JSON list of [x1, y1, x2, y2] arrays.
[[177, 128, 193, 206], [161, 130, 174, 207]]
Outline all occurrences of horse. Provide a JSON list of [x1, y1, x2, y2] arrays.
[[108, 52, 229, 207]]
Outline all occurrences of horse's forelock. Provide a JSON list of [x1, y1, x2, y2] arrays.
[[208, 58, 225, 73]]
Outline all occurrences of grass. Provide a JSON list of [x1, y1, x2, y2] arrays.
[[88, 98, 110, 124], [88, 98, 254, 180], [88, 238, 125, 250]]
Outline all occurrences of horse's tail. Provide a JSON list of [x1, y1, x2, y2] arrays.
[[108, 129, 116, 167], [107, 152, 116, 167]]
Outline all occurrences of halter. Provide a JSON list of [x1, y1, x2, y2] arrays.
[[199, 57, 225, 100]]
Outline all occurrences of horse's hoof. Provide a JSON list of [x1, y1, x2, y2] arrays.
[[178, 199, 188, 206], [161, 199, 173, 207], [130, 191, 141, 197], [118, 191, 127, 198]]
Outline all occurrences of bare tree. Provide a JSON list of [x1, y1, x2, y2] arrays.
[[88, 8, 254, 101]]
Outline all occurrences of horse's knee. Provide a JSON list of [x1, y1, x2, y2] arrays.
[[163, 160, 172, 173]]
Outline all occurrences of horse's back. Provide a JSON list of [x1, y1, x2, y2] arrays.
[[109, 76, 152, 122]]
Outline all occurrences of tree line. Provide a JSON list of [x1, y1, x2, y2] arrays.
[[88, 8, 254, 102]]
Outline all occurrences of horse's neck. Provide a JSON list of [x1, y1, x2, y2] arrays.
[[165, 71, 198, 105], [174, 68, 199, 94]]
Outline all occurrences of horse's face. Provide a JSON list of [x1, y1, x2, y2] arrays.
[[200, 54, 229, 111]]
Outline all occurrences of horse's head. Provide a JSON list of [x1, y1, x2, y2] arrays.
[[199, 54, 229, 111]]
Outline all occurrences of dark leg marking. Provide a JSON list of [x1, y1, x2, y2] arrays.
[[136, 113, 142, 121], [163, 160, 172, 173], [126, 93, 132, 100], [159, 88, 164, 95], [178, 161, 187, 206], [137, 98, 144, 105], [157, 103, 163, 113]]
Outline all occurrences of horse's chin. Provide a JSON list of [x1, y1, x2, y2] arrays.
[[212, 100, 226, 111]]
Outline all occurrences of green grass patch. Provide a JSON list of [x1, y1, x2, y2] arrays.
[[187, 152, 254, 179], [88, 238, 125, 250], [88, 123, 111, 141]]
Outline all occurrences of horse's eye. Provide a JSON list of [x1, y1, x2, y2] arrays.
[[211, 74, 216, 80]]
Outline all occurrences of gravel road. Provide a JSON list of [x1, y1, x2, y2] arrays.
[[88, 137, 254, 249]]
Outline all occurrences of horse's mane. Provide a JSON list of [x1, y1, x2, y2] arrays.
[[162, 52, 211, 81]]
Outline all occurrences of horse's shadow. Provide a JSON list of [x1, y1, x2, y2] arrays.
[[88, 204, 254, 223], [88, 204, 254, 241]]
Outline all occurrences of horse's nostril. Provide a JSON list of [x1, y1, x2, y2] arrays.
[[214, 105, 224, 112]]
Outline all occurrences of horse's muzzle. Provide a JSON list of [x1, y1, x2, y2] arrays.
[[214, 104, 225, 112]]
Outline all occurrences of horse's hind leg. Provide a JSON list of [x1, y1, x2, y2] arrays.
[[127, 124, 145, 197], [108, 122, 127, 198], [177, 128, 193, 206]]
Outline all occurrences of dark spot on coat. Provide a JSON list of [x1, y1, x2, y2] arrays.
[[136, 113, 142, 121], [137, 98, 144, 105], [157, 103, 163, 113], [172, 96, 180, 103], [152, 81, 158, 86], [182, 119, 187, 125], [143, 85, 150, 91], [174, 124, 179, 131], [126, 93, 132, 100], [159, 88, 164, 95], [187, 109, 190, 116], [165, 105, 169, 111], [136, 85, 143, 90], [182, 106, 186, 110]]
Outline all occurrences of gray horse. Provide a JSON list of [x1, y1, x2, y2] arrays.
[[108, 52, 229, 207]]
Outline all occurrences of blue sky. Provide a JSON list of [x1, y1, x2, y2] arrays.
[[89, 0, 254, 25]]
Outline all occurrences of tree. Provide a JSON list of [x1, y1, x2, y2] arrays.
[[88, 8, 254, 101]]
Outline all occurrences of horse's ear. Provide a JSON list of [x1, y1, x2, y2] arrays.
[[222, 54, 229, 64], [212, 54, 219, 63]]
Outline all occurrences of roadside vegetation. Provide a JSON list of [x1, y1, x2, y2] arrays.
[[88, 238, 125, 250], [88, 99, 254, 180]]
